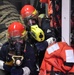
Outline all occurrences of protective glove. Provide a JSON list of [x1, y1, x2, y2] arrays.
[[46, 37, 56, 45], [0, 60, 12, 72], [22, 67, 31, 75], [11, 67, 30, 75], [35, 41, 48, 51]]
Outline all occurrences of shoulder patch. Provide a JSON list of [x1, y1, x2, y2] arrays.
[[65, 50, 74, 63], [47, 43, 59, 54]]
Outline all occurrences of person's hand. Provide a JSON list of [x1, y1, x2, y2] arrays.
[[22, 67, 30, 75], [46, 37, 56, 45]]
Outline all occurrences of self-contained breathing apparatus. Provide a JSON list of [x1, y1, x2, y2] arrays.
[[8, 37, 24, 66], [6, 22, 26, 67], [25, 16, 45, 42], [20, 4, 58, 68]]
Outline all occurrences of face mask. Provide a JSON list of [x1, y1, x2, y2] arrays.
[[24, 16, 39, 26], [8, 41, 24, 66]]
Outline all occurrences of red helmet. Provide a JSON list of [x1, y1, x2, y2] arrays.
[[8, 22, 26, 38], [21, 5, 38, 18]]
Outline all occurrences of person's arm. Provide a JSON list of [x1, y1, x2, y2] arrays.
[[23, 42, 37, 75], [35, 37, 56, 51], [11, 66, 30, 75], [0, 43, 12, 72]]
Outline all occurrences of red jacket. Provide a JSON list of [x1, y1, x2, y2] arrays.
[[40, 0, 61, 27], [40, 0, 53, 16], [39, 42, 74, 75]]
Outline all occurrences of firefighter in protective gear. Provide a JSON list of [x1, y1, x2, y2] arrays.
[[0, 21, 37, 75], [20, 4, 57, 68], [39, 42, 74, 75], [21, 5, 46, 70], [21, 4, 45, 42], [20, 4, 56, 41], [20, 4, 46, 27]]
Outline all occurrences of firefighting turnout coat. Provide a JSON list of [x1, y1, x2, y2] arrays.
[[39, 42, 74, 75]]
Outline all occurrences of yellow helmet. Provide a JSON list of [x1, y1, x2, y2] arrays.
[[30, 25, 45, 42]]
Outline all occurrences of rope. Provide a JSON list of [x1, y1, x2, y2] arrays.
[[0, 1, 24, 45]]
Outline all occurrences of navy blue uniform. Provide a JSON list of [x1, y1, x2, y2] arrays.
[[0, 41, 37, 75]]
